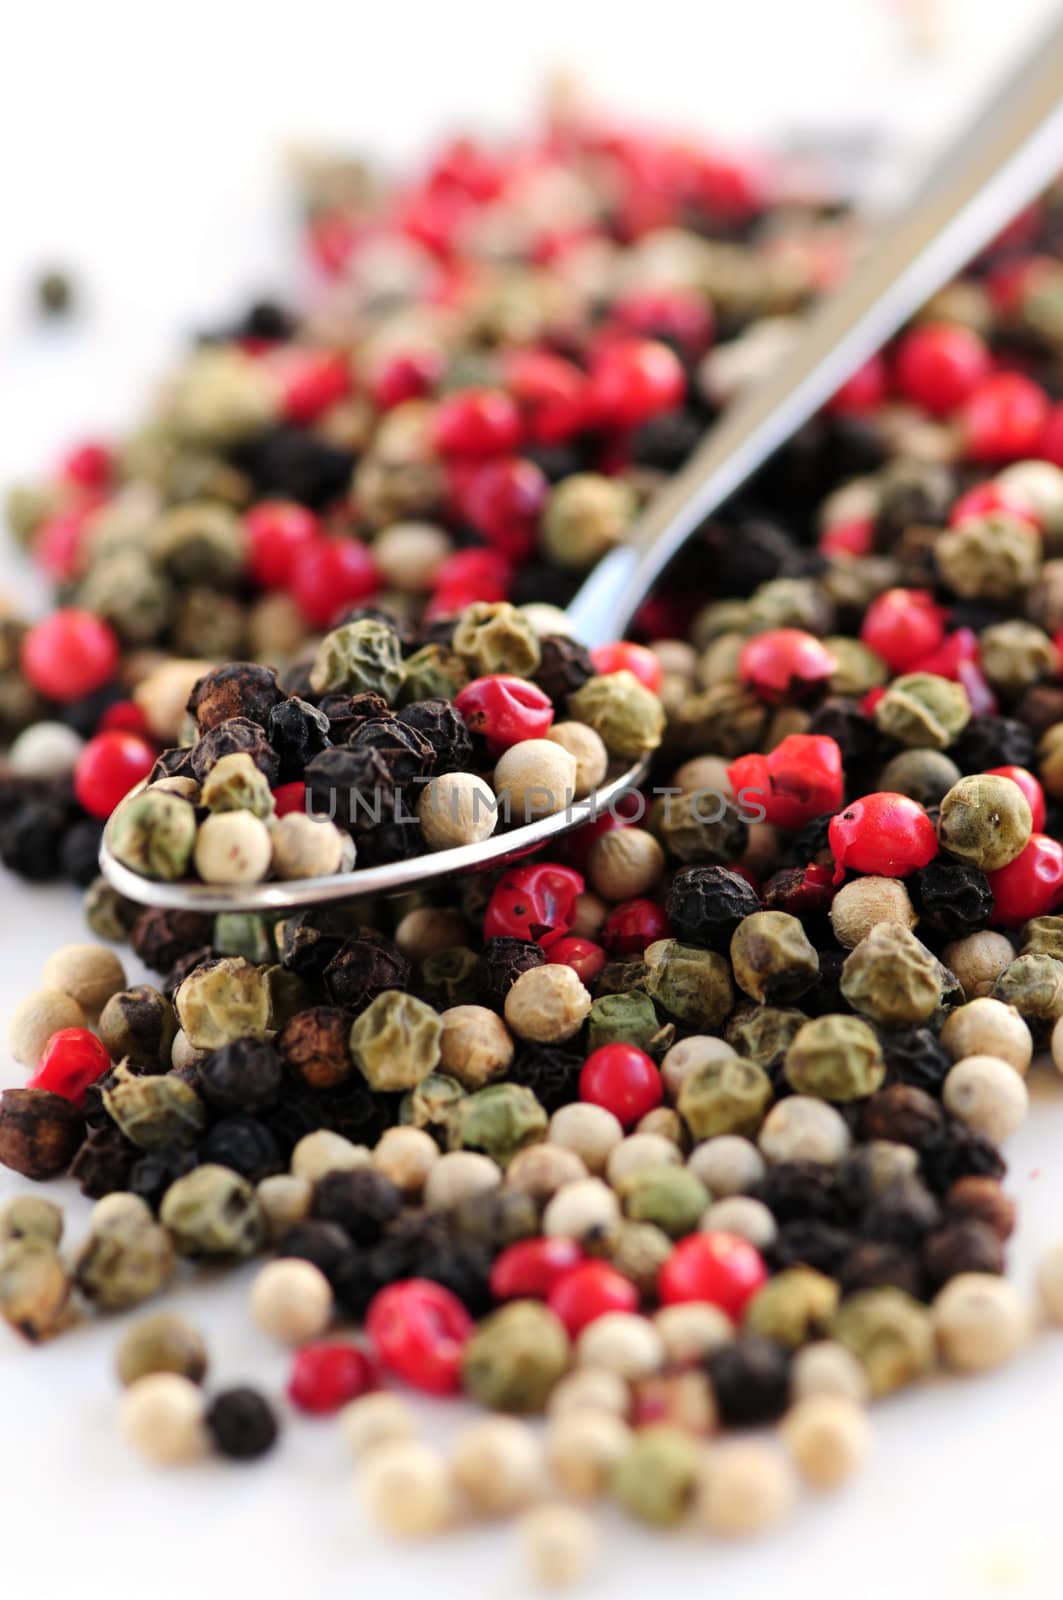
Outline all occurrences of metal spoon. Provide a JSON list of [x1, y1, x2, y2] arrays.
[[101, 18, 1063, 915]]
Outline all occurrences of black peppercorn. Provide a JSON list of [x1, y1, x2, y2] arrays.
[[190, 717, 280, 785], [919, 1122, 1007, 1193], [446, 1189, 539, 1250], [788, 812, 835, 868], [232, 426, 356, 509], [205, 1386, 279, 1460], [148, 747, 198, 785], [0, 799, 66, 880], [304, 744, 396, 832], [199, 1116, 283, 1181], [862, 1178, 942, 1245], [366, 1216, 494, 1316], [160, 947, 216, 1001], [323, 932, 411, 1012], [0, 1088, 84, 1180], [922, 1218, 1005, 1288], [753, 1162, 849, 1226], [267, 697, 332, 782], [278, 908, 353, 980], [349, 717, 435, 786], [881, 1028, 953, 1095], [509, 562, 581, 611], [699, 518, 797, 597], [126, 1144, 199, 1211], [58, 819, 105, 887], [912, 859, 993, 939], [950, 715, 1034, 775], [860, 1085, 944, 1147], [354, 817, 427, 867], [316, 692, 393, 743], [188, 662, 286, 732], [768, 1220, 855, 1277], [630, 410, 704, 471], [706, 1334, 792, 1426], [278, 1220, 357, 1284], [665, 865, 762, 952], [533, 634, 595, 707], [311, 1168, 402, 1246], [396, 699, 475, 774], [198, 1039, 284, 1115], [69, 1124, 137, 1198], [278, 1007, 352, 1091], [476, 937, 548, 1010], [806, 699, 879, 767], [838, 1242, 925, 1299], [506, 1046, 584, 1115], [129, 908, 215, 975]]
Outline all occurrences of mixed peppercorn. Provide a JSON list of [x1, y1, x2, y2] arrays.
[[4, 101, 1063, 1588]]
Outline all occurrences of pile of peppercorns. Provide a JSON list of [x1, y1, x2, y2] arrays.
[[6, 103, 1063, 1588]]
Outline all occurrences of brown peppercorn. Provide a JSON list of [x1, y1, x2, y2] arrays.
[[923, 1218, 1005, 1288], [278, 1007, 353, 1090], [945, 1176, 1016, 1240], [0, 1089, 84, 1181], [187, 661, 285, 732], [534, 634, 595, 707], [859, 1085, 944, 1147], [129, 908, 215, 975]]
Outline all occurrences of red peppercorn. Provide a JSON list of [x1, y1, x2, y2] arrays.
[[292, 538, 379, 627], [738, 629, 837, 703], [588, 337, 686, 429], [579, 1043, 663, 1128], [547, 1260, 639, 1336], [273, 781, 309, 818], [728, 733, 844, 833], [368, 347, 445, 411], [601, 897, 669, 956], [427, 547, 512, 614], [988, 834, 1063, 927], [97, 700, 151, 738], [985, 765, 1046, 832], [860, 588, 947, 673], [35, 507, 91, 581], [483, 862, 584, 949], [27, 1028, 111, 1107], [893, 322, 991, 415], [611, 287, 714, 356], [828, 792, 938, 881], [432, 388, 522, 457], [547, 936, 607, 986], [57, 440, 113, 489], [459, 456, 548, 562], [21, 609, 120, 703], [454, 675, 554, 753], [825, 352, 888, 415], [658, 1232, 768, 1320], [245, 501, 321, 590], [818, 516, 874, 557], [287, 1342, 375, 1414], [489, 1237, 584, 1301], [948, 481, 1039, 529], [1040, 402, 1063, 469], [504, 349, 589, 443], [74, 731, 156, 820], [590, 641, 663, 694], [274, 348, 352, 424], [366, 1279, 473, 1396], [961, 372, 1050, 462]]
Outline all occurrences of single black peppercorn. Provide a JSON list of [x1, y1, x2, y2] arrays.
[[629, 410, 704, 471], [231, 425, 356, 509], [59, 819, 106, 887], [129, 908, 215, 975], [353, 817, 427, 867], [396, 699, 475, 774], [860, 1085, 944, 1147], [838, 1242, 925, 1300], [190, 717, 280, 785], [311, 1168, 402, 1246], [304, 745, 397, 833], [315, 692, 393, 743], [912, 859, 994, 939], [349, 717, 435, 786], [198, 1039, 284, 1116], [148, 747, 198, 785], [533, 635, 595, 707], [919, 1123, 1007, 1193], [126, 1144, 200, 1211], [753, 1162, 849, 1226], [506, 1046, 586, 1115], [881, 1028, 953, 1095], [706, 1335, 792, 1426], [950, 716, 1035, 775], [806, 699, 879, 766], [788, 813, 835, 868], [188, 662, 286, 732], [267, 697, 332, 782], [699, 518, 797, 597], [665, 865, 761, 952], [476, 937, 548, 1011], [768, 1220, 856, 1277], [205, 1386, 279, 1460], [922, 1218, 1006, 1288], [323, 932, 411, 1012], [69, 1125, 137, 1198], [862, 1178, 942, 1246], [278, 1220, 357, 1284], [199, 1116, 283, 1181], [0, 800, 66, 880]]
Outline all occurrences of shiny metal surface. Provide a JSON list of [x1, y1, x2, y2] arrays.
[[100, 20, 1063, 912]]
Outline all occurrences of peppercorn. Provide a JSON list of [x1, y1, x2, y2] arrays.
[[784, 1015, 885, 1101], [725, 1006, 809, 1070], [831, 1286, 934, 1396], [160, 1164, 266, 1257], [311, 1168, 402, 1245], [677, 1055, 772, 1140], [643, 939, 734, 1029], [74, 1205, 176, 1310], [203, 1386, 279, 1461], [567, 671, 666, 761], [706, 1334, 792, 1425], [951, 714, 1035, 774], [840, 925, 945, 1027], [912, 858, 995, 939], [323, 931, 411, 1011], [0, 1239, 72, 1342], [98, 986, 178, 1071], [130, 908, 214, 975], [665, 865, 762, 951], [992, 954, 1063, 1031], [743, 1267, 840, 1348], [730, 912, 820, 1005], [923, 1218, 1006, 1288], [759, 1098, 852, 1168], [652, 791, 748, 867], [880, 1028, 952, 1094], [0, 1088, 84, 1180]]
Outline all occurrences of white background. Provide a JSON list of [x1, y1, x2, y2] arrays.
[[3, 2, 1063, 1596]]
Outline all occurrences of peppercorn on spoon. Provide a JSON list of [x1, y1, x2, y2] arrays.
[[100, 17, 1063, 915]]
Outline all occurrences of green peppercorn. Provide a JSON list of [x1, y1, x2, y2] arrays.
[[831, 1287, 935, 1397], [608, 1221, 674, 1297], [611, 1425, 702, 1526], [214, 912, 277, 966], [729, 912, 820, 1006], [147, 501, 247, 585], [74, 1210, 176, 1311], [309, 618, 405, 702], [619, 1164, 709, 1238], [174, 957, 273, 1051], [98, 985, 177, 1070], [1021, 916, 1063, 961], [160, 347, 279, 445], [677, 1055, 773, 1140], [878, 749, 962, 807], [452, 602, 542, 678], [454, 1084, 548, 1167], [0, 1195, 63, 1248], [0, 1238, 72, 1342], [651, 792, 748, 865], [826, 637, 888, 697], [992, 954, 1063, 1029], [979, 620, 1058, 695], [935, 512, 1041, 600], [115, 1311, 209, 1387], [541, 473, 636, 571], [643, 940, 735, 1030], [399, 1072, 467, 1144], [418, 947, 481, 1009], [587, 992, 664, 1054], [938, 774, 1033, 871], [397, 644, 470, 705], [744, 1267, 840, 1348], [109, 789, 197, 881], [840, 925, 945, 1027], [201, 753, 275, 818], [159, 1165, 267, 1258], [672, 683, 766, 759], [748, 576, 832, 635], [784, 1015, 886, 1102], [83, 877, 141, 943], [567, 671, 666, 761], [350, 990, 442, 1092], [874, 672, 971, 750], [724, 1006, 807, 1069], [461, 1300, 570, 1413], [78, 548, 174, 644], [103, 1070, 208, 1150]]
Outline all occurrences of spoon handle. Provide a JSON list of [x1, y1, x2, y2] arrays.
[[566, 17, 1063, 647]]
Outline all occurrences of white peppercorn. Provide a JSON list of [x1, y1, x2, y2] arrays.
[[606, 1133, 681, 1188], [9, 721, 84, 778], [700, 1195, 777, 1251], [517, 1502, 597, 1588], [248, 1258, 333, 1343], [371, 1126, 438, 1196], [587, 828, 665, 902], [791, 1341, 871, 1406], [8, 988, 86, 1068], [439, 1004, 514, 1089], [542, 1178, 621, 1239], [451, 1417, 542, 1515], [290, 1130, 371, 1183], [576, 1313, 664, 1379], [779, 1396, 871, 1489], [505, 1143, 589, 1202], [545, 1410, 632, 1498], [119, 1373, 208, 1464], [424, 1150, 502, 1209], [696, 1441, 796, 1537], [943, 931, 1016, 999], [636, 1107, 684, 1144], [942, 1056, 1029, 1142], [340, 1392, 417, 1459], [940, 997, 1032, 1074], [269, 812, 346, 879], [829, 876, 918, 950], [546, 722, 608, 797], [358, 1440, 455, 1537], [661, 1035, 737, 1103], [569, 890, 608, 940], [393, 906, 468, 962], [504, 965, 592, 1044], [373, 520, 451, 591], [548, 1104, 624, 1174], [758, 1096, 852, 1166], [194, 811, 273, 885], [41, 943, 126, 1013], [418, 772, 498, 850], [932, 1273, 1030, 1371], [546, 1367, 630, 1420], [256, 1174, 312, 1240], [494, 739, 577, 821], [687, 1134, 765, 1196], [654, 1303, 734, 1366]]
